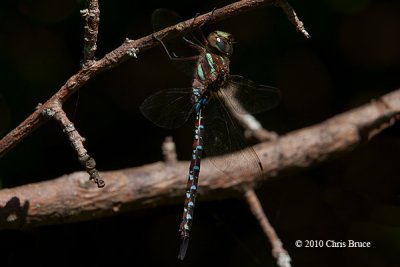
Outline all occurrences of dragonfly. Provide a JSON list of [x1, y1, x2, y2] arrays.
[[140, 9, 281, 260]]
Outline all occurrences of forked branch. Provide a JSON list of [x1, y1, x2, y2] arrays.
[[0, 0, 302, 158]]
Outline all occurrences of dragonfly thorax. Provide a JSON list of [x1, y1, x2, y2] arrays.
[[207, 31, 234, 57], [193, 51, 230, 95]]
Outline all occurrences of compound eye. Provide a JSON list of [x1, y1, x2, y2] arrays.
[[216, 37, 232, 55]]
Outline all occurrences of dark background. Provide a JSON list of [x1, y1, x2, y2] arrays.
[[1, 0, 400, 266]]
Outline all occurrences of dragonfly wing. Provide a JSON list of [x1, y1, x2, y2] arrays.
[[152, 8, 182, 32], [140, 88, 194, 129], [203, 92, 263, 176], [224, 75, 281, 114]]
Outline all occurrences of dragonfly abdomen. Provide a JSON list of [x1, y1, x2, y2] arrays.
[[179, 52, 230, 259], [178, 106, 205, 260]]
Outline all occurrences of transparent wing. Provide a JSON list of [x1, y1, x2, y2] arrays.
[[140, 88, 194, 129], [152, 8, 182, 32], [224, 75, 281, 114], [203, 91, 263, 176]]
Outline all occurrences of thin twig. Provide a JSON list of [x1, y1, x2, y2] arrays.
[[244, 189, 291, 267], [0, 0, 279, 158], [222, 81, 285, 262], [80, 0, 100, 67], [162, 136, 178, 164], [275, 0, 310, 38], [42, 102, 104, 188], [0, 88, 399, 229]]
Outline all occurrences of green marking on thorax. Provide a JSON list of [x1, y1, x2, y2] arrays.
[[197, 64, 205, 80], [206, 53, 215, 73]]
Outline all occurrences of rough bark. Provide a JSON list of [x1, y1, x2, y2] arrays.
[[0, 89, 398, 230]]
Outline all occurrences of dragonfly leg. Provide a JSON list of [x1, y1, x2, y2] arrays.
[[198, 8, 216, 43], [182, 36, 204, 52], [186, 8, 217, 44], [177, 8, 217, 52], [152, 33, 177, 59], [152, 33, 199, 62], [189, 12, 200, 32], [180, 11, 212, 52]]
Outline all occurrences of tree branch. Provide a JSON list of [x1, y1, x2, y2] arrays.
[[1, 88, 399, 230], [0, 0, 280, 159]]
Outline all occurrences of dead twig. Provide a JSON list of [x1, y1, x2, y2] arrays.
[[80, 0, 100, 67], [42, 102, 104, 188], [162, 136, 178, 164], [274, 0, 311, 38], [244, 189, 291, 267]]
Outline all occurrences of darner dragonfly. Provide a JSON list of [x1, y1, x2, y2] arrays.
[[140, 9, 281, 260]]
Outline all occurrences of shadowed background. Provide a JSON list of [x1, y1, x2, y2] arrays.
[[1, 0, 400, 266]]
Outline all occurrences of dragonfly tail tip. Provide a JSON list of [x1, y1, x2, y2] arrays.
[[178, 237, 190, 260]]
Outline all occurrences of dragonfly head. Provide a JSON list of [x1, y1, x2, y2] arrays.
[[207, 31, 234, 57]]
